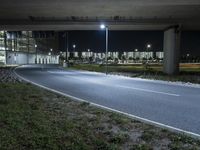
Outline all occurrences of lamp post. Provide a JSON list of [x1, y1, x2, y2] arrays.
[[73, 44, 76, 59], [134, 49, 138, 63], [87, 49, 90, 60], [35, 44, 37, 64], [63, 32, 69, 67], [66, 32, 69, 63], [50, 48, 53, 64], [100, 24, 108, 75], [144, 44, 151, 70], [146, 44, 151, 62]]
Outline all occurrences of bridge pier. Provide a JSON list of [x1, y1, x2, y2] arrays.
[[163, 26, 181, 75]]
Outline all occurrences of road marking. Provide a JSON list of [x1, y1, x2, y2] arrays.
[[14, 67, 200, 139], [63, 75, 180, 97], [48, 71, 75, 74], [118, 85, 180, 97]]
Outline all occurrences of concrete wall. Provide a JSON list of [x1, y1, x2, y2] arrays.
[[6, 51, 27, 64], [6, 51, 59, 65]]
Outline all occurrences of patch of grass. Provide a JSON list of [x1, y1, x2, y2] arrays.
[[1, 82, 200, 149], [79, 101, 90, 107], [109, 132, 129, 144], [94, 139, 118, 150], [131, 144, 153, 150], [69, 64, 200, 84], [140, 130, 156, 142], [109, 113, 130, 126]]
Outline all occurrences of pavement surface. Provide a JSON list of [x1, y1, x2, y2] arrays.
[[15, 65, 200, 135]]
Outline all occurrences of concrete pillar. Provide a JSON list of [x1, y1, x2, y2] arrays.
[[163, 26, 181, 75]]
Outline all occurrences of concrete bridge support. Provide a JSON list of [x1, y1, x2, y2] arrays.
[[163, 26, 181, 75]]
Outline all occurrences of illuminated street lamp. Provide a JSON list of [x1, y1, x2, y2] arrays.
[[100, 24, 106, 29], [35, 44, 38, 64], [100, 24, 108, 75], [147, 44, 151, 49], [73, 44, 76, 58], [134, 49, 138, 62], [73, 44, 76, 49], [87, 49, 90, 58], [146, 44, 151, 62]]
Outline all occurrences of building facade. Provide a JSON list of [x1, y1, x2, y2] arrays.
[[0, 31, 59, 65], [65, 51, 163, 62]]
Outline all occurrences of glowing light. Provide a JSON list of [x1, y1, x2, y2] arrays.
[[100, 24, 105, 29], [147, 44, 151, 48]]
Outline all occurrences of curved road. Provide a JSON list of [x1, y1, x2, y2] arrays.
[[15, 65, 200, 136]]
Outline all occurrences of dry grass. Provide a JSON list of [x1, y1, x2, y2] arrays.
[[1, 83, 200, 150], [1, 67, 200, 150]]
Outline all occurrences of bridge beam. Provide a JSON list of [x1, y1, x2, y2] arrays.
[[163, 26, 181, 75]]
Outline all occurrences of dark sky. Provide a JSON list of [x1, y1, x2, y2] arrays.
[[59, 31, 200, 56]]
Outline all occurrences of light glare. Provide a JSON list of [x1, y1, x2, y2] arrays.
[[147, 44, 151, 48], [100, 24, 105, 29]]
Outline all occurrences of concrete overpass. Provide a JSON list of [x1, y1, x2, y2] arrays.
[[1, 0, 200, 74]]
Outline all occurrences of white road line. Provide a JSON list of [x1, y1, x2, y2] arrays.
[[14, 67, 200, 139], [48, 71, 75, 74], [48, 71, 180, 97], [118, 85, 180, 97]]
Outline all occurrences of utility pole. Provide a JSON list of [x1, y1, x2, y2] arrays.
[[4, 31, 7, 65], [27, 31, 30, 64], [63, 31, 69, 67]]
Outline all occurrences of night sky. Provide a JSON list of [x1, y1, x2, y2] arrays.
[[59, 31, 200, 56]]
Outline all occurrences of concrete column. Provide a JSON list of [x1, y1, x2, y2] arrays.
[[163, 26, 181, 75]]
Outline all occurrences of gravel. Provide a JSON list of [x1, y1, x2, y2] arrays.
[[0, 67, 22, 83]]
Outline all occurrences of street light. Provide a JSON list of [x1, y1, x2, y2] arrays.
[[134, 49, 138, 62], [100, 24, 108, 75], [147, 44, 151, 49], [100, 24, 106, 29], [73, 44, 76, 59], [35, 44, 38, 64], [87, 49, 90, 58], [146, 44, 151, 62]]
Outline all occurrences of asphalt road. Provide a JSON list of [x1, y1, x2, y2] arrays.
[[15, 65, 200, 135]]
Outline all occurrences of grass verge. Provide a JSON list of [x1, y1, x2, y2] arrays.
[[69, 64, 200, 84], [1, 83, 200, 149]]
